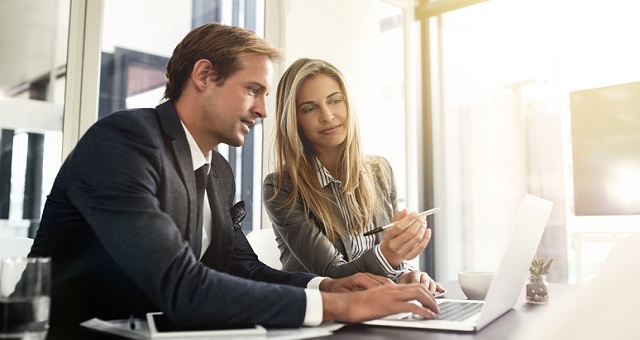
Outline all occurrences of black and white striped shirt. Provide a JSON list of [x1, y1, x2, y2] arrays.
[[313, 158, 405, 277]]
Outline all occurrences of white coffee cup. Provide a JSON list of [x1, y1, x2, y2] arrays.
[[458, 271, 495, 300]]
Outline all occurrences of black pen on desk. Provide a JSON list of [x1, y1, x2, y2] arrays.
[[363, 207, 441, 236], [129, 314, 136, 330]]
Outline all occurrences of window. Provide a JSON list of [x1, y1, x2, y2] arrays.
[[100, 0, 264, 233], [419, 0, 640, 282], [0, 0, 69, 237]]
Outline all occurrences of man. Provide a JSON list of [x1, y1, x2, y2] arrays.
[[30, 23, 438, 339]]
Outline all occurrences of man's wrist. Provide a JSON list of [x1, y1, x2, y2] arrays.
[[321, 292, 346, 322]]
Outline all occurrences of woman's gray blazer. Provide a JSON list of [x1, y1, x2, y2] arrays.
[[263, 156, 410, 279]]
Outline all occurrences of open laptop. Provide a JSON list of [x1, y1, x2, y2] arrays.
[[364, 193, 553, 332]]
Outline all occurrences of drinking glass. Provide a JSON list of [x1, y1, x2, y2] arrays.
[[0, 257, 51, 340]]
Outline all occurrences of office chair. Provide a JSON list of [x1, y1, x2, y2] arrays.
[[0, 236, 34, 257], [246, 229, 282, 270]]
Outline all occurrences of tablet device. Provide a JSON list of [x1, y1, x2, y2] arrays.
[[146, 312, 266, 338]]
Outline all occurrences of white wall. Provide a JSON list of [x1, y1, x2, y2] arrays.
[[101, 0, 192, 56], [264, 0, 384, 170]]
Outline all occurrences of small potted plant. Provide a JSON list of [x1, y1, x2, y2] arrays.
[[526, 257, 552, 304]]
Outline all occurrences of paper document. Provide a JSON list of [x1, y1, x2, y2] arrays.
[[81, 317, 150, 340], [81, 317, 343, 339]]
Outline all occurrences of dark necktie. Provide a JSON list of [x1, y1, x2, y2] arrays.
[[193, 164, 209, 258]]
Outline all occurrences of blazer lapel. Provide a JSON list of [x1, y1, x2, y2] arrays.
[[200, 162, 234, 272], [320, 183, 354, 261], [339, 233, 354, 261], [157, 101, 201, 257]]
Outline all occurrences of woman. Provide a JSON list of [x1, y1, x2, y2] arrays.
[[263, 58, 443, 294]]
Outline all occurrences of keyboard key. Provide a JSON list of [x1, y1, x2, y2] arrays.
[[435, 301, 483, 321]]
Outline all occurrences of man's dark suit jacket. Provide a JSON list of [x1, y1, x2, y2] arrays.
[[30, 101, 316, 338]]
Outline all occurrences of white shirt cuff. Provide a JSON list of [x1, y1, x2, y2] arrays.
[[307, 276, 325, 290], [302, 277, 326, 326], [303, 289, 323, 326]]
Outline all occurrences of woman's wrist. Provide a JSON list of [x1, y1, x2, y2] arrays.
[[379, 241, 403, 268]]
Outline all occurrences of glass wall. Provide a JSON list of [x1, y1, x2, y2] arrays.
[[423, 0, 640, 282], [100, 0, 264, 233], [0, 0, 69, 237]]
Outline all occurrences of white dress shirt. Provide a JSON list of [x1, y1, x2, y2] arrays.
[[180, 122, 324, 326]]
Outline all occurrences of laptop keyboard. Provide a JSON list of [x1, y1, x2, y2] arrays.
[[435, 301, 484, 321]]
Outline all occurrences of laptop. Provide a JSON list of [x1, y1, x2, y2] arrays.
[[364, 193, 553, 332]]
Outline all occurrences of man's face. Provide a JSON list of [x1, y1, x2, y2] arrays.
[[200, 53, 273, 148]]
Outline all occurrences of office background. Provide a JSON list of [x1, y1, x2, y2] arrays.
[[1, 0, 638, 284]]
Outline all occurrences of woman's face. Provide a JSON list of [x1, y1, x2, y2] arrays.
[[295, 74, 348, 154]]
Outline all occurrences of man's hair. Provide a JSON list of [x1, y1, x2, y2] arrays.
[[164, 23, 282, 101]]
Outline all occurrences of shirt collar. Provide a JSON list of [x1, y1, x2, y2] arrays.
[[181, 121, 211, 171], [314, 157, 340, 188]]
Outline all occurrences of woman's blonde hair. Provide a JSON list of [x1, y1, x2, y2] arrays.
[[270, 58, 386, 242]]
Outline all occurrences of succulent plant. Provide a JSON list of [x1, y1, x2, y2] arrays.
[[529, 257, 553, 276]]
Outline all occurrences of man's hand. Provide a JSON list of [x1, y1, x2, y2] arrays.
[[319, 272, 393, 293], [321, 283, 439, 323], [379, 210, 431, 267], [398, 270, 445, 296]]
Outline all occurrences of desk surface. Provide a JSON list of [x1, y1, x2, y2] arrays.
[[320, 281, 572, 340]]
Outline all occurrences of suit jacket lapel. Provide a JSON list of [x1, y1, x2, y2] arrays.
[[201, 161, 234, 272], [318, 184, 353, 261], [157, 101, 201, 257]]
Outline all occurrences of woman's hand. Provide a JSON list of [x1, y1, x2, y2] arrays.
[[379, 209, 431, 267], [319, 272, 393, 293], [398, 270, 445, 296]]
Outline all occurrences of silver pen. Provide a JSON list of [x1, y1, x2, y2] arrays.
[[363, 207, 440, 236]]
